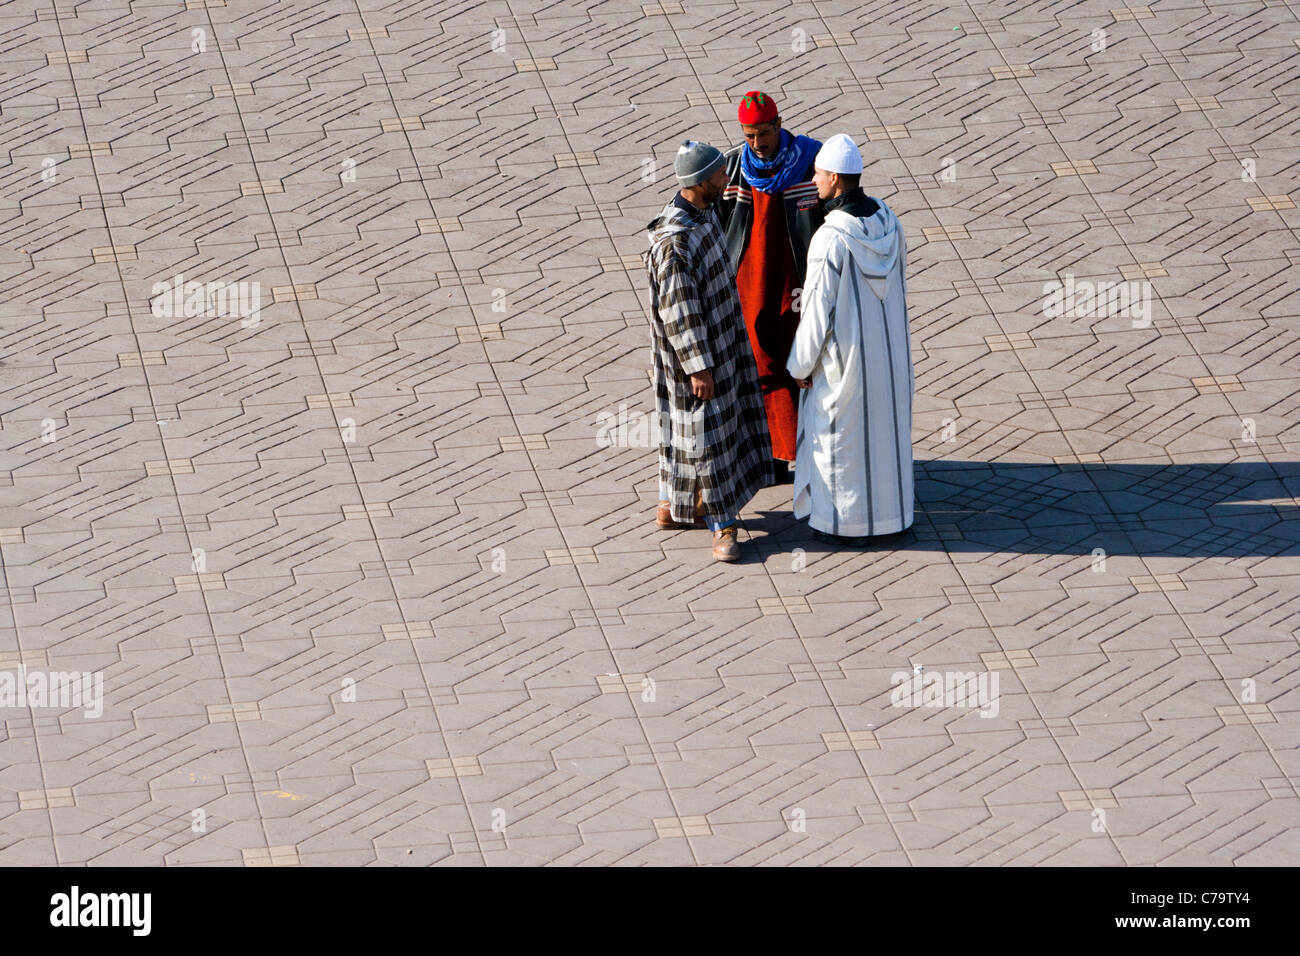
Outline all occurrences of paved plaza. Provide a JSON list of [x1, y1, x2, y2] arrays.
[[1, 0, 1298, 865]]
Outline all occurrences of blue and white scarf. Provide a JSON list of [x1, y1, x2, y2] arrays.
[[741, 129, 822, 195]]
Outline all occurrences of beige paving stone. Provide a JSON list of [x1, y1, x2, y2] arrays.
[[500, 434, 548, 451], [555, 152, 598, 168], [1119, 263, 1167, 280], [922, 224, 969, 241], [1130, 573, 1187, 593], [19, 788, 75, 810], [208, 702, 260, 723], [687, 91, 730, 106], [119, 350, 166, 367], [600, 254, 645, 272], [1051, 159, 1097, 176], [822, 731, 880, 752], [545, 546, 597, 565], [986, 332, 1034, 351], [418, 217, 462, 234], [0, 650, 47, 667], [865, 124, 909, 141], [242, 845, 300, 866], [1059, 789, 1119, 812], [427, 756, 483, 779], [342, 502, 392, 519], [69, 142, 110, 158], [146, 458, 193, 476], [1246, 195, 1294, 212], [596, 673, 648, 694], [1111, 6, 1154, 20], [382, 621, 434, 640], [813, 32, 856, 48], [653, 815, 711, 838], [458, 324, 504, 343], [758, 596, 811, 615], [1191, 375, 1244, 394], [241, 180, 284, 196], [92, 245, 136, 263], [382, 117, 423, 132], [306, 392, 353, 408], [274, 283, 318, 303], [981, 649, 1036, 670], [175, 573, 226, 592], [1216, 703, 1276, 726]]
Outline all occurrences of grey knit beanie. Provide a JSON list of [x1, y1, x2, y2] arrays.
[[674, 140, 724, 186]]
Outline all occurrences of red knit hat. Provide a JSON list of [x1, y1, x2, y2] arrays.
[[737, 90, 778, 125]]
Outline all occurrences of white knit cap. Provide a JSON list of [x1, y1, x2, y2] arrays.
[[814, 133, 863, 175]]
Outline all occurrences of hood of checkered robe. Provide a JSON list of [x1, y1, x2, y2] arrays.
[[647, 198, 707, 237]]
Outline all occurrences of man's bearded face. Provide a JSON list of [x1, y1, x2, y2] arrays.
[[740, 119, 782, 159], [700, 165, 728, 205]]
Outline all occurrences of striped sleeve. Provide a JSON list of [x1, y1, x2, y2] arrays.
[[653, 238, 714, 376]]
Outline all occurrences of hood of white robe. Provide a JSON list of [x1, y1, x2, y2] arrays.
[[821, 202, 902, 300]]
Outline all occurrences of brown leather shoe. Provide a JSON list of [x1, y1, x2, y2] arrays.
[[712, 526, 740, 562], [657, 500, 706, 529]]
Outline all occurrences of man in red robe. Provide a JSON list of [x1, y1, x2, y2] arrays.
[[716, 91, 823, 480]]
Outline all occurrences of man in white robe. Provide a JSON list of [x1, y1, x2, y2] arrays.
[[786, 134, 914, 543]]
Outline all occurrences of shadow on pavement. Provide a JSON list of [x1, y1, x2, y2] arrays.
[[746, 459, 1300, 558]]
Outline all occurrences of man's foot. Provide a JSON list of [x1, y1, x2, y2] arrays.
[[656, 500, 705, 529], [712, 526, 740, 562]]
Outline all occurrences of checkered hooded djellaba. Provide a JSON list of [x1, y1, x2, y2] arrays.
[[645, 198, 774, 524]]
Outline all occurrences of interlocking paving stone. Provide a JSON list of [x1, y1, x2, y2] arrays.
[[0, 0, 1297, 867]]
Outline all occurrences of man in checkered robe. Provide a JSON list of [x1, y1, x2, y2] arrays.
[[646, 141, 773, 562]]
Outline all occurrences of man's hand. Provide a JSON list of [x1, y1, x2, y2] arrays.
[[690, 369, 715, 401], [795, 378, 812, 389]]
